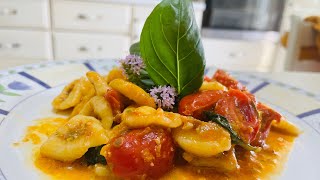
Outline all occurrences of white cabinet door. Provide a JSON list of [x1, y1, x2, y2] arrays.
[[131, 5, 153, 42], [54, 32, 130, 60], [202, 38, 276, 72], [0, 29, 52, 59], [0, 0, 49, 28], [52, 0, 132, 33]]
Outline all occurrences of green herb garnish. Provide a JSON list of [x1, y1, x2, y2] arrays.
[[140, 0, 205, 97], [204, 111, 261, 152], [84, 145, 107, 165], [120, 55, 155, 90]]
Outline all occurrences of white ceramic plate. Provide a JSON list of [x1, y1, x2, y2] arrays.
[[0, 60, 320, 180]]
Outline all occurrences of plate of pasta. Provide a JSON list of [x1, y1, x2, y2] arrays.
[[0, 58, 319, 180], [0, 0, 320, 179]]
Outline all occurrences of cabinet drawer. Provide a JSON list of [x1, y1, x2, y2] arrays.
[[0, 0, 49, 28], [0, 30, 52, 59], [52, 1, 131, 33], [54, 32, 130, 60], [202, 38, 276, 70]]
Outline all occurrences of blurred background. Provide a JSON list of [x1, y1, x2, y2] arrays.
[[0, 0, 319, 72]]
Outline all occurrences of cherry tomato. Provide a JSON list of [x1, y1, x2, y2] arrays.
[[251, 103, 282, 146], [214, 89, 260, 143], [204, 75, 212, 82], [178, 90, 225, 119], [105, 127, 175, 179], [104, 89, 128, 115], [213, 69, 247, 91]]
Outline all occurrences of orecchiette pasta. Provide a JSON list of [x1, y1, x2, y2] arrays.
[[40, 115, 108, 162], [79, 96, 114, 129], [109, 79, 156, 108], [121, 106, 182, 128], [173, 118, 231, 157], [70, 78, 96, 117], [52, 79, 83, 110], [105, 67, 127, 83], [271, 118, 301, 136], [86, 71, 111, 96], [29, 63, 300, 180], [199, 81, 227, 91], [182, 148, 239, 172]]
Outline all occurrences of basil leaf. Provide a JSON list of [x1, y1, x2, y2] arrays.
[[140, 0, 205, 97], [204, 111, 261, 152], [84, 145, 107, 165], [129, 42, 140, 55]]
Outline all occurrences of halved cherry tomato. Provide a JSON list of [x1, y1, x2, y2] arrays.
[[213, 69, 247, 91], [252, 103, 282, 146], [212, 69, 283, 146], [104, 89, 129, 115], [105, 127, 174, 179], [214, 89, 260, 143], [178, 90, 225, 119]]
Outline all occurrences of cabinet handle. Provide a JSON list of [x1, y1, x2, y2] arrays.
[[78, 46, 103, 52], [78, 46, 88, 52], [97, 46, 103, 51], [0, 43, 21, 49], [132, 18, 138, 23], [229, 52, 245, 58], [77, 13, 102, 21], [0, 8, 17, 16]]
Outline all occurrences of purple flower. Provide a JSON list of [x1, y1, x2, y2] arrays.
[[120, 55, 145, 75], [149, 85, 177, 110]]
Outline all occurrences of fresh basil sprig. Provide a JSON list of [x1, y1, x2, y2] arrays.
[[204, 111, 261, 152], [122, 65, 155, 90], [140, 0, 205, 97]]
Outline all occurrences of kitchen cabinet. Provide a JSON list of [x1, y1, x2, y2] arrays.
[[0, 29, 52, 60], [54, 32, 130, 59], [0, 0, 205, 69], [202, 38, 277, 72], [0, 0, 49, 28], [52, 1, 132, 33]]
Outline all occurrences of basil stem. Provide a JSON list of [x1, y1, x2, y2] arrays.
[[204, 111, 261, 152]]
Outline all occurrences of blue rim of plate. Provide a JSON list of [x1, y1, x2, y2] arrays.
[[0, 59, 319, 179]]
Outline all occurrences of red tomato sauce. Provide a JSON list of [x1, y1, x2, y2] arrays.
[[21, 117, 296, 180]]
